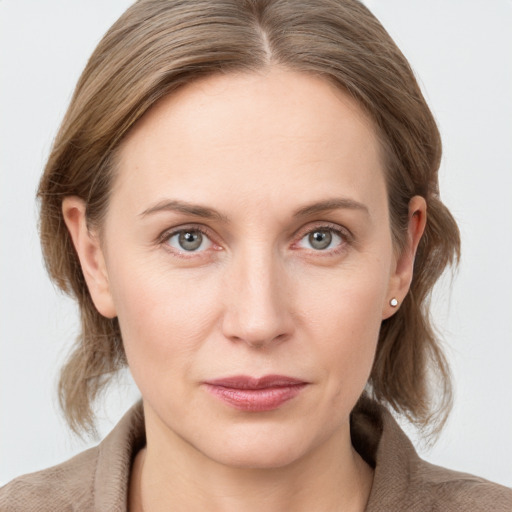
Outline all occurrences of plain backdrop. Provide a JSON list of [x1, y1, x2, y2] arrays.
[[1, 0, 511, 487]]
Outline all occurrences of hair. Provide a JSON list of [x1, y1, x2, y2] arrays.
[[38, 0, 460, 435]]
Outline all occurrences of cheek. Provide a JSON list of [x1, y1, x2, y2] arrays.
[[297, 258, 390, 388], [106, 258, 222, 385], [300, 254, 389, 334]]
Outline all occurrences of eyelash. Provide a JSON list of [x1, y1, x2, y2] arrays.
[[157, 223, 352, 258], [293, 223, 352, 256], [155, 225, 213, 260]]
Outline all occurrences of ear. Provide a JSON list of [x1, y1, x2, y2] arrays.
[[62, 197, 117, 319], [382, 195, 427, 319]]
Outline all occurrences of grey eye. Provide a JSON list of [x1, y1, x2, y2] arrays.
[[308, 230, 333, 250], [297, 228, 344, 252], [179, 231, 202, 250], [167, 229, 211, 252]]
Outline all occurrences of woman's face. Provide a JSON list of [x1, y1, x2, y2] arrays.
[[76, 68, 416, 468]]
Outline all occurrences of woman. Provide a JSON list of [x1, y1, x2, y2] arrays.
[[1, 0, 511, 510]]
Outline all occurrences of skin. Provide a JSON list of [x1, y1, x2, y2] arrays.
[[63, 68, 426, 512]]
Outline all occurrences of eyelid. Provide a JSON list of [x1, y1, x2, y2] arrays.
[[157, 224, 221, 256], [157, 223, 208, 243], [292, 222, 353, 252], [156, 221, 353, 257]]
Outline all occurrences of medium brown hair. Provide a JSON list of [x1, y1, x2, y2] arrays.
[[38, 0, 460, 434]]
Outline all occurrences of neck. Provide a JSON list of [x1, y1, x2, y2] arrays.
[[130, 406, 373, 512]]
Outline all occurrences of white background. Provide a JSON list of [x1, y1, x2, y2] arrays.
[[1, 0, 511, 487]]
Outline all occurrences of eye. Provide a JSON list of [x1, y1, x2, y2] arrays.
[[297, 227, 345, 251], [166, 229, 212, 252]]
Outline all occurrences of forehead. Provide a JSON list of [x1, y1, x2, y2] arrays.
[[113, 68, 386, 217]]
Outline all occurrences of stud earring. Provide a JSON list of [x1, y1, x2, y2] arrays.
[[390, 298, 399, 307]]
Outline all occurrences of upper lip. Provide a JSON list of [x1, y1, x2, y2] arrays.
[[204, 375, 307, 389]]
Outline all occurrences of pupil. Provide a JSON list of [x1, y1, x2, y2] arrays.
[[179, 230, 202, 251], [309, 230, 332, 250]]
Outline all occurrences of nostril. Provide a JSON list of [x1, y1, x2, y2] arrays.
[[242, 332, 290, 349]]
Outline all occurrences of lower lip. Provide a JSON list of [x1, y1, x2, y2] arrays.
[[204, 384, 307, 412]]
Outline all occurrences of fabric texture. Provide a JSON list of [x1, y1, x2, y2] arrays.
[[1, 399, 511, 511]]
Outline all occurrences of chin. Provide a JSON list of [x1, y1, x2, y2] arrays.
[[208, 442, 305, 470], [195, 424, 319, 470]]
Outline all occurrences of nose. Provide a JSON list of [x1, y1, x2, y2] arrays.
[[221, 247, 295, 349]]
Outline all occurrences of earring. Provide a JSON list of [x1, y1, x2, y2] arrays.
[[389, 298, 399, 307]]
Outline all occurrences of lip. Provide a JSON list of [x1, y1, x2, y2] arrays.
[[203, 375, 308, 412]]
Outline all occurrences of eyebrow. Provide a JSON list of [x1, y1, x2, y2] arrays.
[[139, 197, 369, 222], [293, 198, 370, 217], [139, 199, 229, 222]]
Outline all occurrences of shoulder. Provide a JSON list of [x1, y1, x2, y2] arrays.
[[353, 398, 512, 512], [411, 458, 512, 511], [0, 446, 98, 511], [0, 401, 145, 512]]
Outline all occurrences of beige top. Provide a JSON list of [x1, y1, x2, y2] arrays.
[[1, 399, 511, 511]]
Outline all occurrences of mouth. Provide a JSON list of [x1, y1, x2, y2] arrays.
[[203, 375, 308, 412]]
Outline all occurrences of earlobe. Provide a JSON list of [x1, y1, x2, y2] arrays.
[[383, 195, 427, 319], [62, 197, 117, 318]]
